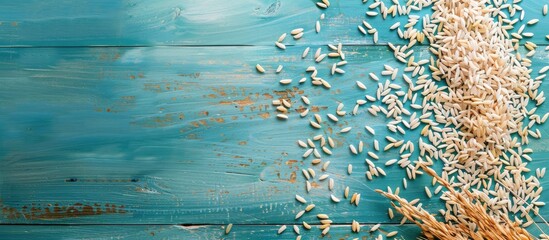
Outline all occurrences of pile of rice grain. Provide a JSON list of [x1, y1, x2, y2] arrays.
[[424, 0, 545, 224], [265, 0, 546, 238]]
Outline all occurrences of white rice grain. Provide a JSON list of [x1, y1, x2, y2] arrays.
[[291, 28, 304, 35], [256, 64, 265, 73], [356, 81, 367, 90], [275, 41, 286, 50], [276, 65, 283, 73], [370, 223, 380, 232], [340, 127, 352, 133], [302, 47, 310, 58], [295, 210, 305, 219], [296, 194, 307, 204], [279, 79, 292, 85], [293, 225, 300, 235], [278, 225, 286, 234], [348, 164, 353, 175], [225, 223, 233, 234]]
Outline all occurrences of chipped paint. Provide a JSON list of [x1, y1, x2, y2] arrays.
[[1, 202, 126, 220]]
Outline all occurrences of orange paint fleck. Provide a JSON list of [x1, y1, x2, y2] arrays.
[[258, 112, 270, 119], [219, 96, 254, 107], [285, 160, 298, 166], [213, 118, 225, 123], [288, 171, 296, 183]]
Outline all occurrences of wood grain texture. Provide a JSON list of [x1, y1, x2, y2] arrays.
[[0, 224, 547, 240], [0, 0, 547, 46], [1, 0, 549, 238], [0, 224, 424, 240], [0, 46, 548, 227]]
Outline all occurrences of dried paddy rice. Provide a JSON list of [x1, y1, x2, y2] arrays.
[[378, 165, 532, 240]]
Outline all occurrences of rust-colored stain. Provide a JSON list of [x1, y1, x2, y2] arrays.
[[263, 93, 274, 99], [212, 117, 225, 123], [142, 81, 187, 93], [258, 112, 270, 119], [211, 87, 227, 97], [1, 202, 126, 220], [296, 107, 307, 113], [238, 163, 249, 167], [11, 21, 17, 27], [285, 159, 298, 167], [231, 116, 238, 120], [143, 83, 161, 92], [219, 96, 254, 107], [273, 87, 304, 98], [311, 181, 321, 188], [199, 111, 209, 116], [238, 141, 247, 145], [150, 114, 174, 125], [288, 171, 297, 183], [310, 106, 328, 112]]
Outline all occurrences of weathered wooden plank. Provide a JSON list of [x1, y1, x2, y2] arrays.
[[0, 0, 547, 46], [0, 45, 548, 226], [0, 224, 424, 240], [1, 224, 547, 240]]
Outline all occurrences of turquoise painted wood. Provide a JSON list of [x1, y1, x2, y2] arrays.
[[0, 224, 423, 240], [1, 45, 548, 231], [0, 0, 548, 239], [0, 0, 547, 46], [0, 223, 547, 240]]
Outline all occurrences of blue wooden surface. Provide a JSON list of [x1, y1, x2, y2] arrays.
[[0, 0, 547, 46], [0, 0, 548, 239], [0, 224, 423, 240]]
